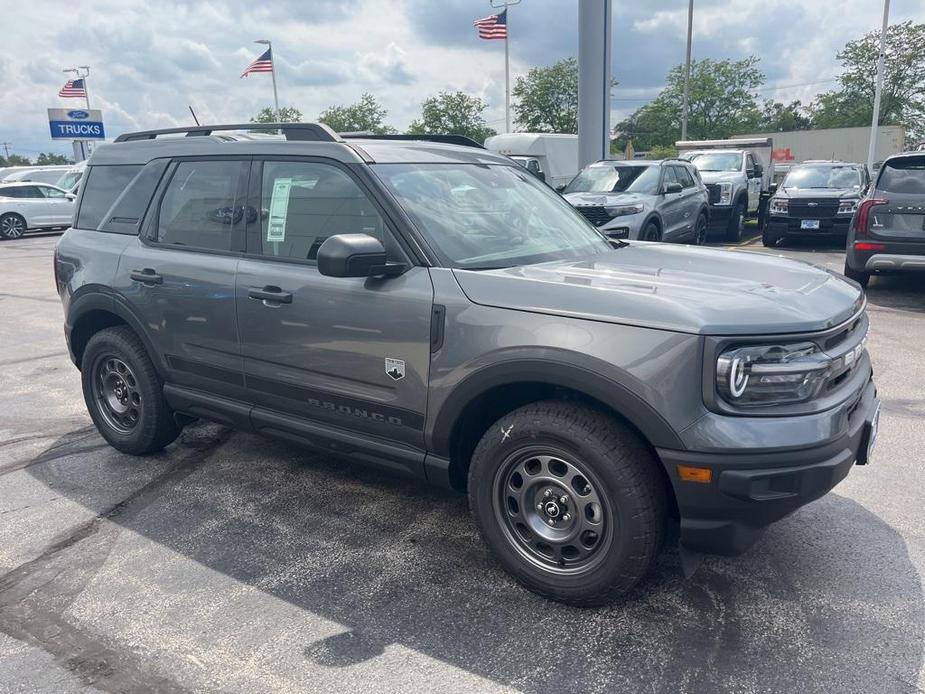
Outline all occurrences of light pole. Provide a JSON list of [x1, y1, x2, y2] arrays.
[[255, 39, 280, 120], [681, 0, 694, 141], [490, 0, 521, 133], [867, 0, 890, 174]]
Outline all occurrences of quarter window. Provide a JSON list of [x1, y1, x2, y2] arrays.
[[250, 161, 387, 261], [157, 161, 244, 251], [77, 165, 143, 229]]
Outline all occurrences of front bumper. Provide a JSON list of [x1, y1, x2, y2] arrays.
[[657, 377, 879, 555], [599, 213, 645, 240], [766, 215, 852, 237]]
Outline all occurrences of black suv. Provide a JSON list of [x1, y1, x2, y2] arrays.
[[55, 123, 879, 605], [763, 161, 869, 247], [845, 152, 925, 286]]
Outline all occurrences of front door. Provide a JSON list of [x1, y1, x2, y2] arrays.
[[745, 153, 761, 213], [36, 184, 75, 226], [235, 158, 434, 455]]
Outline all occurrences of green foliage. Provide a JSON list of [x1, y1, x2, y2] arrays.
[[646, 145, 678, 160], [250, 106, 303, 124], [35, 152, 72, 165], [0, 154, 34, 167], [408, 91, 496, 143], [512, 57, 581, 133], [753, 100, 811, 132], [809, 20, 925, 140], [614, 57, 764, 150], [318, 93, 396, 134]]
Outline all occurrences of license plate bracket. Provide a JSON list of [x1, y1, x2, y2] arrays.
[[801, 219, 821, 230]]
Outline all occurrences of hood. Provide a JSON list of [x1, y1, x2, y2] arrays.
[[696, 171, 741, 184], [563, 191, 650, 207], [776, 187, 861, 199], [452, 243, 863, 336]]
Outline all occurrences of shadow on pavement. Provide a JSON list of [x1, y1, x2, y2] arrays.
[[8, 423, 923, 693]]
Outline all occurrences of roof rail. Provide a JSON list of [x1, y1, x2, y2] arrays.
[[114, 123, 341, 143], [340, 133, 485, 149]]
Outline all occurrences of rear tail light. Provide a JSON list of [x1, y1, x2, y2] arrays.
[[852, 198, 888, 234], [854, 242, 886, 251]]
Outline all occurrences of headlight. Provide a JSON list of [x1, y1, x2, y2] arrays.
[[605, 204, 644, 217], [838, 199, 859, 214], [716, 342, 831, 406], [718, 182, 733, 205], [769, 198, 789, 215]]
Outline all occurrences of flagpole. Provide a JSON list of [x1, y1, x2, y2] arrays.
[[256, 39, 280, 120], [491, 0, 521, 133]]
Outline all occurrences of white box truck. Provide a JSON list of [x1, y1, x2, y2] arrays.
[[484, 133, 579, 190]]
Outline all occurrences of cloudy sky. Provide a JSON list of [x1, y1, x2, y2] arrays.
[[2, 0, 924, 159]]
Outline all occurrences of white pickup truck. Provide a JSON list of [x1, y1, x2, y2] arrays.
[[676, 137, 775, 241]]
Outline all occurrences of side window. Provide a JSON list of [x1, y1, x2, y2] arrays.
[[156, 160, 244, 251], [40, 186, 66, 198], [746, 154, 756, 176], [249, 161, 387, 262], [0, 187, 23, 198], [19, 186, 44, 198], [673, 166, 695, 188], [77, 165, 143, 229], [662, 166, 680, 188]]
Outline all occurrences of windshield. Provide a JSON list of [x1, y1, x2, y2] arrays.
[[373, 163, 612, 269], [783, 166, 861, 190], [563, 165, 660, 195], [688, 152, 742, 172], [56, 171, 82, 190]]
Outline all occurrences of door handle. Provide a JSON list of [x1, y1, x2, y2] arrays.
[[130, 268, 163, 285], [248, 286, 293, 304]]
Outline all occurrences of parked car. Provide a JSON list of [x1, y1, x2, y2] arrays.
[[677, 138, 775, 241], [55, 161, 87, 194], [763, 161, 869, 247], [1, 165, 73, 185], [0, 182, 75, 239], [484, 133, 578, 190], [56, 123, 879, 605], [562, 159, 710, 243], [844, 151, 925, 287]]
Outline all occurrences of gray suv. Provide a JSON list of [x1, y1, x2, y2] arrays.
[[56, 123, 880, 605], [563, 159, 710, 243]]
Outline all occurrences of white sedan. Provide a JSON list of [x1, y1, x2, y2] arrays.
[[0, 182, 75, 240]]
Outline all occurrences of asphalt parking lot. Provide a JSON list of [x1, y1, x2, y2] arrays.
[[1, 231, 923, 694]]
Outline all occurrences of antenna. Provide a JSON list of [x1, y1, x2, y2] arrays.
[[188, 105, 200, 126]]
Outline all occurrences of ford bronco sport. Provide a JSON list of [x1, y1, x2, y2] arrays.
[[55, 123, 880, 605]]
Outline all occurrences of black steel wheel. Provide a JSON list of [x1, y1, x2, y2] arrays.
[[0, 213, 26, 240], [469, 401, 667, 606], [92, 354, 142, 434]]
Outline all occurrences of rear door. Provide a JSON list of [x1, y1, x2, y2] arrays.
[[670, 165, 699, 240], [235, 157, 433, 464], [12, 186, 51, 227], [659, 166, 685, 238], [870, 156, 925, 243]]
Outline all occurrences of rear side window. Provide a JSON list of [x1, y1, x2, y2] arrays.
[[877, 157, 925, 195], [98, 160, 169, 235], [673, 166, 695, 188], [156, 160, 245, 251], [77, 165, 143, 229]]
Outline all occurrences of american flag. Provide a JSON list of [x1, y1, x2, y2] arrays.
[[59, 78, 87, 98], [473, 9, 507, 40], [240, 48, 273, 77]]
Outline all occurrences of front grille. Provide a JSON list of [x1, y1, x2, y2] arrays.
[[575, 206, 614, 227], [705, 184, 721, 204], [788, 199, 840, 218]]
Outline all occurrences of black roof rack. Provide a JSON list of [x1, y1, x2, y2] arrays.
[[114, 122, 341, 143], [340, 133, 485, 149]]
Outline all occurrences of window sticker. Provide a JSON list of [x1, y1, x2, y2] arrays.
[[267, 177, 291, 242]]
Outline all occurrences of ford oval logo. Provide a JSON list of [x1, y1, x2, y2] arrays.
[[67, 110, 89, 119]]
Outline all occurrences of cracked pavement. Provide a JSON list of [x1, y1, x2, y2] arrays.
[[0, 233, 923, 693]]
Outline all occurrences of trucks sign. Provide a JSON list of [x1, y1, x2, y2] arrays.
[[47, 108, 105, 140]]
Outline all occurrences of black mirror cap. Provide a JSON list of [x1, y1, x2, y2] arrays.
[[317, 234, 405, 278], [664, 181, 683, 194]]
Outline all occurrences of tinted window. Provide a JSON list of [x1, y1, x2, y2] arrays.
[[157, 160, 244, 251], [77, 165, 143, 229], [99, 159, 170, 235], [16, 186, 44, 198], [0, 187, 25, 198], [876, 157, 925, 195], [676, 166, 696, 187], [249, 161, 386, 261]]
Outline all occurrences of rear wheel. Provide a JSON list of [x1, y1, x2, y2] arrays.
[[81, 326, 180, 454], [0, 213, 26, 240], [468, 401, 667, 606], [843, 261, 870, 288], [725, 201, 746, 242]]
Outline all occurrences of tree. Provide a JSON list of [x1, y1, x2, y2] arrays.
[[407, 91, 496, 143], [0, 154, 32, 167], [753, 100, 811, 132], [36, 152, 72, 165], [318, 93, 395, 134], [512, 57, 586, 133], [250, 106, 303, 124], [809, 21, 925, 140], [613, 57, 764, 150]]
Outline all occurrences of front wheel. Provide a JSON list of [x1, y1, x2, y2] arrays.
[[725, 201, 746, 242], [692, 213, 708, 245], [642, 221, 661, 242], [468, 401, 667, 606], [0, 213, 26, 240]]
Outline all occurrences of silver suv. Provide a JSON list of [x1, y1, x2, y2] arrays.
[[562, 159, 710, 244], [56, 123, 879, 606]]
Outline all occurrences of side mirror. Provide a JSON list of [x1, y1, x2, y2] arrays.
[[65, 192, 76, 201], [768, 183, 778, 195], [555, 184, 566, 193], [664, 181, 683, 195], [754, 164, 763, 178], [317, 233, 405, 278], [536, 170, 546, 183]]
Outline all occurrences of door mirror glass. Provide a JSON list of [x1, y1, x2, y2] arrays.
[[317, 233, 391, 277], [753, 163, 763, 178], [663, 181, 683, 195]]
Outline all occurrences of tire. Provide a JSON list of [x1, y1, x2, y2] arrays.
[[725, 200, 746, 242], [468, 401, 667, 606], [81, 326, 180, 455], [761, 229, 781, 248], [692, 213, 708, 245], [843, 261, 870, 288], [642, 221, 661, 242], [0, 213, 26, 240]]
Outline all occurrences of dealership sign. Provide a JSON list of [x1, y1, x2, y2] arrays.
[[47, 108, 106, 140]]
